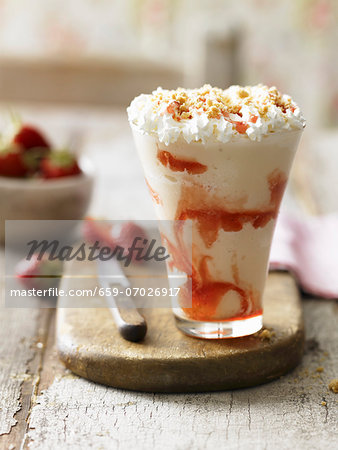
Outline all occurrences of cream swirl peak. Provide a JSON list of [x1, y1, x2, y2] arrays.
[[127, 84, 305, 145]]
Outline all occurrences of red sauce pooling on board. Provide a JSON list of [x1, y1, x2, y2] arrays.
[[157, 149, 207, 174]]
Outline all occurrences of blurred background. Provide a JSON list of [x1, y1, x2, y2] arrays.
[[0, 0, 337, 127]]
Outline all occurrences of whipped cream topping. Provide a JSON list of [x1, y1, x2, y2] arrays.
[[127, 84, 306, 145]]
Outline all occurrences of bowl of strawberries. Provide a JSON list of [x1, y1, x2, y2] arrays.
[[0, 120, 94, 243]]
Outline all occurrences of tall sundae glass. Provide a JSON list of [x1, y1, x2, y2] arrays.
[[128, 84, 305, 338]]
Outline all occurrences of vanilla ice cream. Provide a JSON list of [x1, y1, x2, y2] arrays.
[[128, 84, 305, 338]]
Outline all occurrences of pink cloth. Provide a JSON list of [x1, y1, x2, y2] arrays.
[[269, 213, 338, 299]]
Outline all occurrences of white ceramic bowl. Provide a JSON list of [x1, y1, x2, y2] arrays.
[[0, 157, 95, 243]]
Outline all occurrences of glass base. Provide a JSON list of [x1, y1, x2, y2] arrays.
[[173, 309, 263, 339]]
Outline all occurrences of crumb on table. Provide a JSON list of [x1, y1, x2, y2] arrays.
[[258, 329, 276, 341], [328, 379, 338, 393]]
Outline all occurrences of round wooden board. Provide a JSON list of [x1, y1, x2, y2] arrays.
[[57, 262, 304, 393]]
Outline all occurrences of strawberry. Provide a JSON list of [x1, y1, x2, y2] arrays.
[[0, 121, 51, 176], [83, 217, 116, 249], [16, 253, 63, 291], [13, 125, 50, 151], [41, 150, 81, 179], [13, 125, 51, 173], [0, 145, 28, 177]]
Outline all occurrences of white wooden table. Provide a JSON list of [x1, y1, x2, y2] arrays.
[[0, 105, 337, 450]]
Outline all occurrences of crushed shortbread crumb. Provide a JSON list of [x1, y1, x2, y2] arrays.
[[128, 84, 305, 145], [328, 379, 338, 393], [258, 328, 276, 341], [321, 401, 327, 406], [150, 84, 296, 123]]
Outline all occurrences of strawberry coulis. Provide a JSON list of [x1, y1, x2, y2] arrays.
[[166, 101, 181, 120], [185, 256, 253, 321], [145, 178, 161, 204], [176, 168, 287, 248], [222, 111, 249, 134], [157, 149, 207, 174], [158, 168, 286, 322], [162, 228, 260, 322]]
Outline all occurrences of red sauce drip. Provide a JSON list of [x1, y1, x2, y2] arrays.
[[161, 169, 287, 321], [162, 224, 257, 321], [176, 169, 287, 248], [145, 178, 161, 205], [231, 260, 240, 285], [161, 222, 191, 276], [182, 256, 251, 321], [177, 209, 275, 248], [268, 169, 287, 206], [157, 149, 207, 174]]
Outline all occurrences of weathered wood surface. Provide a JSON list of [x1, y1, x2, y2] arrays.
[[57, 269, 304, 392], [27, 300, 338, 450], [0, 280, 52, 449], [0, 108, 337, 449]]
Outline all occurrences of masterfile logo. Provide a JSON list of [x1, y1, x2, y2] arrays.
[[4, 219, 192, 309]]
